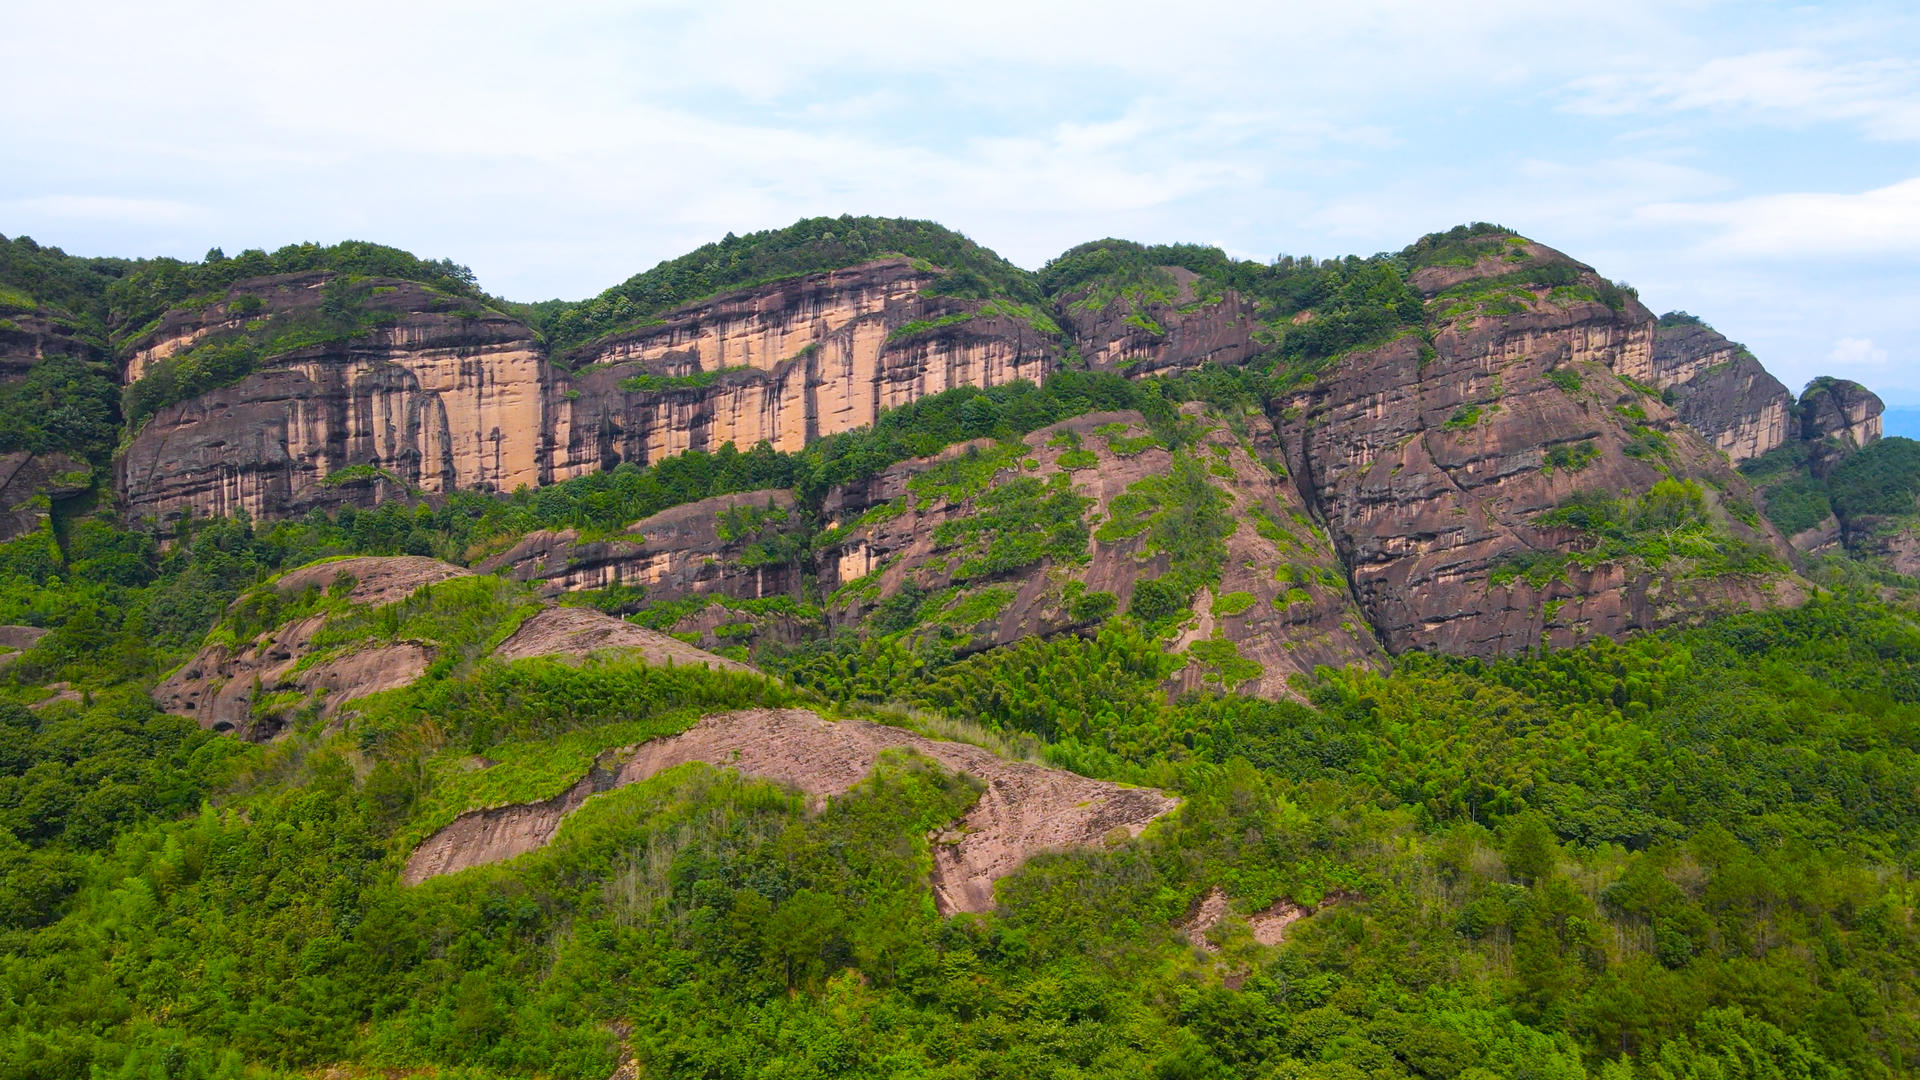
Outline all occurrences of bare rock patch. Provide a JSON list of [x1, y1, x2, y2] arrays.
[[402, 707, 1176, 913]]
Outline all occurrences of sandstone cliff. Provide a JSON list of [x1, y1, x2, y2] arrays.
[[117, 261, 1060, 525], [543, 260, 1056, 479], [1053, 265, 1264, 377], [119, 273, 547, 522], [1274, 240, 1800, 656], [1650, 314, 1794, 463]]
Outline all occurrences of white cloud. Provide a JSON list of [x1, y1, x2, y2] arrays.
[[0, 196, 205, 226], [1827, 336, 1890, 369], [1565, 48, 1920, 141], [1639, 176, 1920, 257]]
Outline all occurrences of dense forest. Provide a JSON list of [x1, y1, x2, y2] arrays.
[[2, 220, 1918, 1078]]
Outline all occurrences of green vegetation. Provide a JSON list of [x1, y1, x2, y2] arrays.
[[0, 354, 119, 467], [617, 365, 746, 393], [1493, 480, 1781, 587], [1544, 440, 1600, 474], [538, 216, 1042, 353], [1742, 437, 1920, 539]]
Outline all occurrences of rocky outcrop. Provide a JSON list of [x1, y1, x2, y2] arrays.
[[1275, 243, 1799, 656], [154, 556, 473, 738], [543, 260, 1056, 478], [1650, 314, 1793, 463], [480, 489, 804, 604], [401, 707, 1177, 913], [155, 555, 748, 739], [490, 605, 755, 672], [817, 408, 1384, 697], [118, 262, 1060, 525], [1800, 377, 1884, 450], [119, 274, 548, 523], [1055, 266, 1264, 377], [0, 450, 89, 541]]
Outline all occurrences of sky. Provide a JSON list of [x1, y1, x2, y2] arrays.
[[5, 1, 1920, 405]]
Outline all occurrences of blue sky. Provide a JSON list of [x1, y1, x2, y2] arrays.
[[6, 0, 1920, 405]]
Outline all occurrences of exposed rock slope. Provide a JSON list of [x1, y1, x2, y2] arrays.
[[1274, 240, 1800, 655], [817, 407, 1384, 695], [155, 556, 747, 739], [481, 488, 804, 604], [1650, 313, 1793, 463], [401, 707, 1177, 914]]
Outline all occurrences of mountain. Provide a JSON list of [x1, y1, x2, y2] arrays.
[[1, 218, 1917, 1079]]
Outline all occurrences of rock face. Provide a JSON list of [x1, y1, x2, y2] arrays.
[[1800, 377, 1884, 450], [119, 274, 548, 523], [1650, 315, 1794, 463], [1274, 243, 1798, 656], [480, 489, 804, 605], [155, 555, 748, 739], [1054, 266, 1264, 377], [543, 260, 1055, 478], [0, 450, 89, 541], [400, 707, 1177, 914], [817, 408, 1384, 696], [154, 556, 473, 738], [118, 262, 1058, 525]]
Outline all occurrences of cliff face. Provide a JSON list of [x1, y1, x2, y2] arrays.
[[1650, 316, 1793, 463], [1055, 267, 1264, 377], [544, 260, 1055, 479], [118, 262, 1058, 523], [480, 488, 805, 605], [817, 408, 1383, 697], [119, 273, 548, 522], [1275, 244, 1799, 656], [1800, 377, 1884, 450]]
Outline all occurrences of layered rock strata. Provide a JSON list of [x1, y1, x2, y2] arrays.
[[119, 274, 547, 522], [1275, 244, 1799, 655], [119, 262, 1058, 524], [543, 260, 1055, 478], [1055, 266, 1264, 377], [1650, 316, 1793, 463]]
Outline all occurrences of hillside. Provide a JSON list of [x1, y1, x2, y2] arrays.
[[1, 218, 1917, 1078]]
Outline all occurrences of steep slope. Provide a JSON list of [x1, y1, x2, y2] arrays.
[[1273, 233, 1801, 655], [544, 259, 1058, 477], [1649, 312, 1794, 463], [117, 273, 547, 522], [815, 407, 1383, 696]]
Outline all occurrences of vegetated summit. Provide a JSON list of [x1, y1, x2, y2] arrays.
[[1, 215, 1918, 1080]]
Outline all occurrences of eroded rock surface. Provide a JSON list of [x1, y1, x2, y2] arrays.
[[1650, 314, 1794, 463], [156, 556, 748, 739], [120, 273, 548, 523], [481, 489, 804, 605], [401, 707, 1177, 913], [1274, 243, 1798, 655], [490, 605, 756, 672], [0, 450, 89, 541], [1800, 377, 1884, 450], [1055, 266, 1264, 378], [817, 408, 1384, 696]]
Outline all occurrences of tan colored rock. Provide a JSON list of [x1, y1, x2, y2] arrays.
[[401, 707, 1176, 913]]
